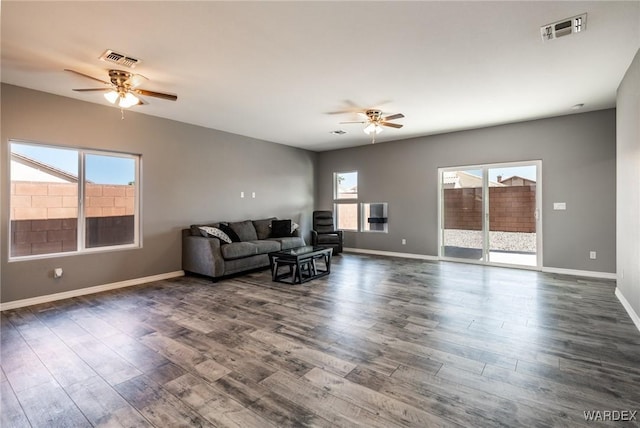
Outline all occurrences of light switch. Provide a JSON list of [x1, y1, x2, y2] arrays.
[[553, 202, 566, 210], [240, 191, 245, 198]]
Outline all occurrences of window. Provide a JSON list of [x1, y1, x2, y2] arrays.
[[361, 202, 388, 233], [9, 141, 140, 259], [333, 171, 358, 231], [334, 171, 358, 199]]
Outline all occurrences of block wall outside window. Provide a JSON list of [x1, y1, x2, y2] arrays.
[[335, 203, 358, 231], [443, 186, 536, 232]]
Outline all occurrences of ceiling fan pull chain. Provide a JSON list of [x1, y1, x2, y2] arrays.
[[120, 108, 125, 120]]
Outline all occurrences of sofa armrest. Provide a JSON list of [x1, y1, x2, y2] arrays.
[[182, 235, 224, 278]]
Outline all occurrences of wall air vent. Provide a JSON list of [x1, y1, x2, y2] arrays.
[[99, 49, 141, 68], [540, 13, 587, 42]]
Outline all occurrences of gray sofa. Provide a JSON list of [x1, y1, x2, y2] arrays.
[[182, 217, 305, 280]]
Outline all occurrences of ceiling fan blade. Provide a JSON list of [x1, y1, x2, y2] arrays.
[[383, 113, 404, 121], [128, 74, 148, 89], [65, 69, 110, 85], [72, 88, 111, 92], [339, 121, 367, 124], [344, 99, 362, 109], [133, 89, 177, 101], [380, 122, 403, 129]]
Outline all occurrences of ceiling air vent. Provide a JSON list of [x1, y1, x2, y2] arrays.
[[540, 13, 587, 42], [99, 49, 141, 68]]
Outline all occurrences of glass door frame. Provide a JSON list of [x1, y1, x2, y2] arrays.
[[437, 160, 543, 270]]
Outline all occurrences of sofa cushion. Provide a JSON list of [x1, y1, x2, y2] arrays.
[[199, 226, 232, 244], [253, 217, 276, 240], [218, 223, 241, 242], [268, 236, 305, 250], [249, 239, 280, 254], [220, 242, 258, 260], [229, 220, 258, 241]]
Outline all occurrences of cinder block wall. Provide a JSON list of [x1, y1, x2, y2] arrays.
[[10, 181, 135, 256], [443, 186, 536, 233]]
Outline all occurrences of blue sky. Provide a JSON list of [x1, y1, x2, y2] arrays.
[[12, 143, 135, 185], [337, 171, 358, 190]]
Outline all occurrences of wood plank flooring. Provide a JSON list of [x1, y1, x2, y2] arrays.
[[2, 254, 639, 427]]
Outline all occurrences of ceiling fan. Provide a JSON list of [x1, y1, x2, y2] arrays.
[[340, 109, 404, 143], [65, 68, 177, 116]]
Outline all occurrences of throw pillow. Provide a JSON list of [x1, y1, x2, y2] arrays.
[[253, 217, 277, 240], [218, 223, 241, 242], [269, 220, 299, 235], [271, 219, 292, 238], [198, 226, 232, 244], [190, 222, 219, 236]]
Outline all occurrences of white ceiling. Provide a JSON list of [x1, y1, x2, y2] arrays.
[[2, 1, 639, 152]]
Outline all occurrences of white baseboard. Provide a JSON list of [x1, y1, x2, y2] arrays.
[[541, 266, 617, 280], [615, 287, 640, 333], [344, 247, 439, 261], [344, 248, 616, 280], [0, 271, 185, 311]]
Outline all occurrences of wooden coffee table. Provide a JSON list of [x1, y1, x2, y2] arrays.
[[268, 246, 333, 284]]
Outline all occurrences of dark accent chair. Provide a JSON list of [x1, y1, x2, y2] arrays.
[[311, 210, 343, 254]]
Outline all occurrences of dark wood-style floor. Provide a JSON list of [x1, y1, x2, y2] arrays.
[[2, 254, 639, 427]]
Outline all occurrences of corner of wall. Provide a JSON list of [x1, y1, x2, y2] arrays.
[[615, 47, 640, 328]]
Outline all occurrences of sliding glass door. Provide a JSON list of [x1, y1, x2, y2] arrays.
[[441, 168, 484, 260], [439, 161, 541, 268], [487, 165, 538, 266]]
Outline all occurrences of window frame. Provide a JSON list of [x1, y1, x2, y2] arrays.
[[333, 171, 358, 231], [8, 140, 142, 261]]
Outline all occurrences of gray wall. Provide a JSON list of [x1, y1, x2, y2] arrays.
[[616, 49, 640, 318], [317, 109, 617, 273], [1, 84, 316, 303]]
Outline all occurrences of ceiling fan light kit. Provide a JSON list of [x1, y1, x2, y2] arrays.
[[103, 90, 119, 104], [363, 122, 383, 135], [340, 108, 404, 143], [120, 92, 140, 108], [103, 90, 140, 108]]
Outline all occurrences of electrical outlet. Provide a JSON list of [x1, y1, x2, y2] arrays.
[[589, 251, 596, 260], [401, 239, 407, 245]]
